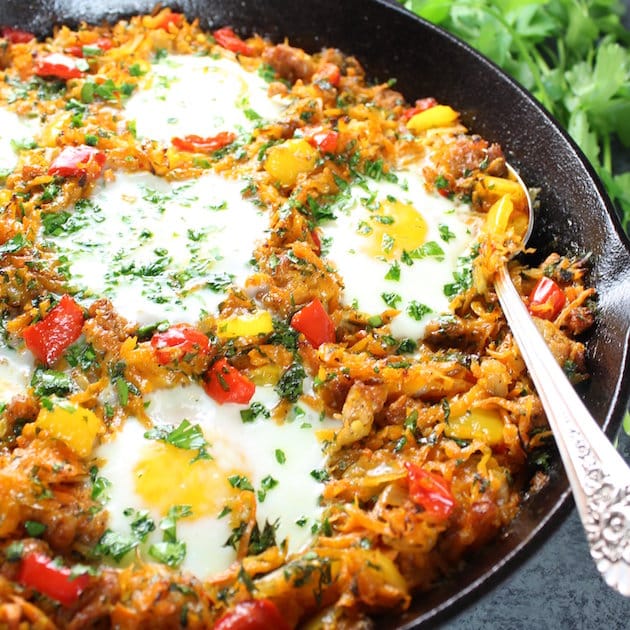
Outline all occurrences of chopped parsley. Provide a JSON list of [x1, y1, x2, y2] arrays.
[[275, 362, 306, 402], [144, 419, 212, 463], [407, 301, 433, 320], [240, 401, 270, 423]]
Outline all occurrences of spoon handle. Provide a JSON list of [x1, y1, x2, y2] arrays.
[[495, 264, 630, 596]]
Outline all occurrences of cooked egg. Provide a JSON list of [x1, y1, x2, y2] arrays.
[[42, 171, 267, 325], [95, 383, 338, 578], [0, 343, 34, 404], [0, 107, 38, 172], [125, 53, 286, 144], [322, 169, 482, 339]]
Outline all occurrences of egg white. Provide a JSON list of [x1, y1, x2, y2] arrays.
[[95, 383, 338, 578], [0, 342, 34, 405], [124, 53, 287, 144], [42, 171, 267, 326], [0, 107, 39, 173], [322, 168, 481, 340]]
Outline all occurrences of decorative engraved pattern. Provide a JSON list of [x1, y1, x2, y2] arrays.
[[570, 426, 630, 595]]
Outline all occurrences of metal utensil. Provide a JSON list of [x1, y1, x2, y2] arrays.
[[496, 168, 630, 596]]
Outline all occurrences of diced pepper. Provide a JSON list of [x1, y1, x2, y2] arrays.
[[290, 298, 335, 348], [247, 364, 282, 386], [65, 37, 113, 58], [212, 26, 254, 56], [213, 599, 290, 630], [48, 145, 106, 180], [171, 132, 236, 154], [312, 62, 341, 87], [528, 276, 566, 320], [216, 311, 274, 339], [35, 399, 103, 458], [264, 138, 318, 187], [404, 462, 455, 520], [18, 552, 90, 606], [309, 130, 339, 154], [23, 294, 84, 365], [406, 104, 459, 132], [34, 53, 86, 80], [445, 407, 504, 445], [151, 324, 211, 365], [401, 97, 438, 121], [204, 358, 256, 405], [485, 194, 514, 237], [1, 27, 35, 43], [143, 9, 184, 30], [310, 228, 322, 254]]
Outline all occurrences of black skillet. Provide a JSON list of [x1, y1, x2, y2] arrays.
[[2, 0, 629, 627]]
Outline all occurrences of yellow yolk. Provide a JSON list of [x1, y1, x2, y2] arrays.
[[134, 440, 247, 518], [359, 199, 428, 259]]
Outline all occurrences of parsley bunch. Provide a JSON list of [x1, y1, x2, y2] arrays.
[[401, 0, 630, 232]]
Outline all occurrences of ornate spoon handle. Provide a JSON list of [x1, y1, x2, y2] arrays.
[[495, 264, 630, 596]]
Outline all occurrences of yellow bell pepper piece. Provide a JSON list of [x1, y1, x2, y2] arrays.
[[406, 105, 459, 132], [479, 175, 523, 198], [35, 399, 103, 458], [248, 364, 283, 386], [216, 310, 274, 339], [445, 407, 504, 445], [485, 194, 514, 236], [264, 138, 318, 187]]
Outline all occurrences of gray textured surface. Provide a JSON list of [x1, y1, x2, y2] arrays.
[[441, 3, 630, 626], [440, 508, 630, 629]]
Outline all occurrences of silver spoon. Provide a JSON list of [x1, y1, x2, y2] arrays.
[[495, 167, 630, 596]]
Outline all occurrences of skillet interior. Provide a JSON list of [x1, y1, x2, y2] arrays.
[[1, 0, 629, 626]]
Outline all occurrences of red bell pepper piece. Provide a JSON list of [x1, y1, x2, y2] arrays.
[[212, 27, 254, 56], [34, 53, 86, 80], [309, 130, 339, 154], [1, 27, 35, 44], [290, 298, 335, 348], [65, 37, 113, 58], [312, 62, 341, 87], [310, 228, 321, 255], [213, 599, 290, 630], [155, 11, 184, 30], [401, 97, 438, 122], [405, 462, 455, 520], [528, 276, 566, 320], [48, 145, 106, 180], [204, 358, 255, 405], [23, 294, 84, 365], [151, 324, 210, 365], [171, 132, 236, 154], [17, 552, 90, 607]]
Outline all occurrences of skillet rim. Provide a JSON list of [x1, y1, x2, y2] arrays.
[[1, 0, 629, 626]]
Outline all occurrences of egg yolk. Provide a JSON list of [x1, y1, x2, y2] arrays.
[[359, 199, 427, 259], [134, 441, 248, 518]]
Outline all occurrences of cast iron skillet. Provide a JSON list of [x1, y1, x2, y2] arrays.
[[2, 0, 630, 627]]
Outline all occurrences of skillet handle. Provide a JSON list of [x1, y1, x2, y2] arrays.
[[495, 263, 630, 597]]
